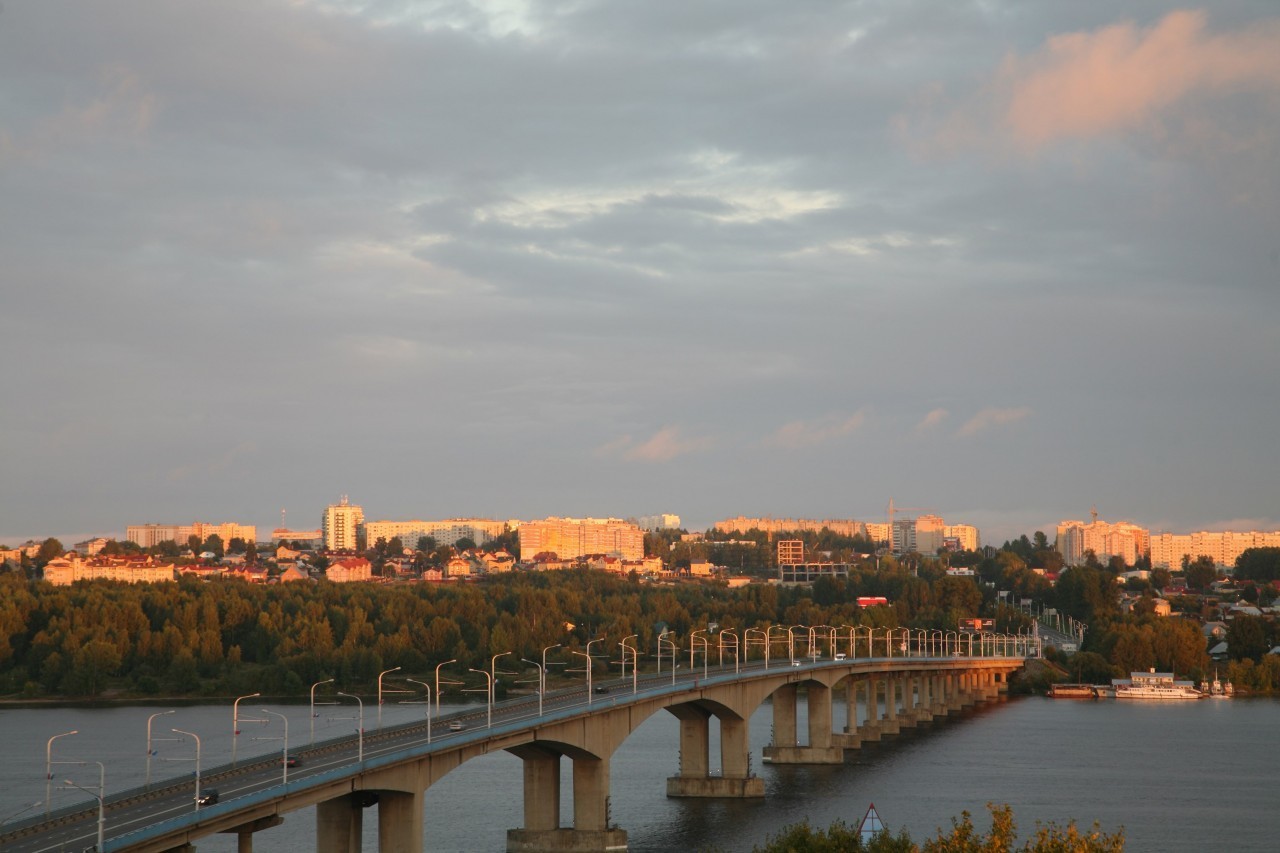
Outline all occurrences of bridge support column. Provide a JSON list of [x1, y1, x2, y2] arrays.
[[317, 795, 365, 853], [880, 677, 901, 735], [859, 677, 883, 741], [834, 679, 863, 750], [508, 755, 627, 853], [763, 684, 844, 765], [666, 710, 763, 798], [377, 790, 423, 853], [898, 675, 919, 729]]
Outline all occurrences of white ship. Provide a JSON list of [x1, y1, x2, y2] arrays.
[[1200, 669, 1234, 698], [1113, 668, 1204, 700]]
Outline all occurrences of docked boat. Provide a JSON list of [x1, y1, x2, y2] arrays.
[[1113, 668, 1204, 700], [1200, 669, 1234, 698], [1048, 683, 1098, 699]]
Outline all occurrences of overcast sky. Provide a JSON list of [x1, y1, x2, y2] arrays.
[[3, 1, 1279, 547]]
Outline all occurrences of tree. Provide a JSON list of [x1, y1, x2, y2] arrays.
[[1226, 614, 1270, 662], [1235, 547, 1280, 583], [36, 538, 64, 565], [1184, 556, 1216, 593], [416, 536, 438, 553], [455, 537, 477, 552], [187, 534, 203, 554], [204, 534, 224, 560]]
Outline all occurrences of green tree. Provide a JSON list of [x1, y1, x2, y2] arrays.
[[1184, 556, 1216, 593], [1235, 547, 1280, 583], [1226, 614, 1269, 662], [36, 538, 64, 565]]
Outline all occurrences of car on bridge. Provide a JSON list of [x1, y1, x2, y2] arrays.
[[449, 719, 465, 732], [197, 789, 219, 807]]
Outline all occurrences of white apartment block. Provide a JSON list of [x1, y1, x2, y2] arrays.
[[126, 522, 258, 548], [363, 518, 511, 549], [1056, 517, 1149, 567], [1148, 530, 1280, 570], [44, 554, 176, 585], [322, 497, 364, 552], [637, 513, 682, 532], [713, 517, 869, 537], [519, 517, 645, 561], [943, 524, 981, 552]]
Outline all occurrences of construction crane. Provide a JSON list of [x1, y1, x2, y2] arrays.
[[885, 498, 934, 527]]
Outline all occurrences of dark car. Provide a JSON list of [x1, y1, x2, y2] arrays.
[[593, 685, 609, 694], [285, 755, 301, 768], [197, 789, 219, 807]]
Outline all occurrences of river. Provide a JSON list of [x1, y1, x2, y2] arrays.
[[3, 695, 1276, 851]]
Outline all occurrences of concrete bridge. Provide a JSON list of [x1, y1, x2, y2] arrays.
[[6, 631, 1031, 853]]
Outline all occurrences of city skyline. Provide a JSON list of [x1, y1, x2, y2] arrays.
[[3, 3, 1278, 547]]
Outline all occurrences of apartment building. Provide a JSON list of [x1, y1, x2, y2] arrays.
[[363, 518, 511, 549], [518, 517, 644, 561], [322, 497, 364, 551], [126, 522, 258, 548]]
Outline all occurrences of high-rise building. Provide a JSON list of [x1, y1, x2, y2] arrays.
[[518, 517, 644, 561], [1148, 529, 1280, 570], [323, 496, 364, 551], [1056, 512, 1149, 567], [636, 514, 682, 532]]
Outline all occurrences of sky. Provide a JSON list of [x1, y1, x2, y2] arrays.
[[3, 1, 1279, 548]]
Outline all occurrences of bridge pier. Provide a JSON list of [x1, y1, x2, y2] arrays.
[[316, 794, 369, 853], [507, 751, 628, 853], [763, 682, 843, 764], [665, 706, 763, 798], [220, 816, 284, 853]]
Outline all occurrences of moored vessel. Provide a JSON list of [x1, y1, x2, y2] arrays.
[[1113, 668, 1203, 700]]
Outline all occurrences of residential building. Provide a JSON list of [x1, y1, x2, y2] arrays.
[[637, 513, 682, 531], [713, 517, 869, 537], [270, 528, 323, 546], [126, 522, 258, 548], [363, 518, 511, 550], [1056, 511, 1150, 567], [1148, 529, 1280, 570], [518, 517, 644, 561], [325, 556, 372, 583], [43, 554, 176, 585], [322, 497, 364, 552]]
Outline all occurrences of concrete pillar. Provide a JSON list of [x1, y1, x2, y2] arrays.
[[721, 716, 749, 779], [377, 791, 423, 853], [317, 796, 362, 853], [572, 756, 609, 832], [865, 676, 880, 724], [885, 678, 898, 722], [523, 749, 561, 832], [678, 713, 710, 777], [239, 832, 253, 853], [773, 684, 798, 746], [807, 683, 832, 749], [844, 680, 858, 733]]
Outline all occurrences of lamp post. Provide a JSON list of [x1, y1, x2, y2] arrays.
[[406, 679, 432, 742], [232, 692, 262, 766], [435, 659, 460, 718], [658, 631, 678, 684], [690, 630, 709, 678], [61, 760, 105, 853], [259, 709, 289, 784], [569, 650, 594, 704], [787, 625, 806, 664], [521, 659, 546, 715], [310, 678, 335, 745], [719, 628, 740, 673], [145, 710, 176, 788], [171, 728, 202, 808], [618, 634, 637, 678], [585, 637, 606, 698], [620, 635, 639, 693], [767, 625, 788, 669], [0, 801, 42, 827], [744, 627, 765, 666], [336, 692, 364, 762], [377, 666, 402, 728], [45, 729, 77, 817], [467, 668, 494, 728], [541, 643, 562, 710]]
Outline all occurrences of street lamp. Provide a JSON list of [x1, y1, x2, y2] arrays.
[[467, 668, 494, 728], [690, 630, 709, 678], [620, 635, 639, 694], [719, 628, 740, 673], [232, 692, 262, 766], [336, 692, 364, 762], [171, 728, 202, 808], [569, 650, 594, 704], [435, 659, 460, 718], [787, 625, 806, 663], [45, 729, 77, 817], [767, 625, 789, 669], [521, 659, 546, 715], [541, 643, 562, 710], [61, 760, 105, 853], [0, 801, 42, 827], [377, 666, 402, 728], [310, 678, 336, 745], [259, 709, 289, 784], [406, 679, 432, 742], [145, 710, 176, 788], [658, 631, 678, 684]]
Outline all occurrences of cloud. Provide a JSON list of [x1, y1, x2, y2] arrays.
[[899, 10, 1280, 155], [914, 408, 950, 434], [999, 11, 1280, 150], [768, 411, 867, 449], [958, 407, 1031, 437], [597, 427, 711, 462]]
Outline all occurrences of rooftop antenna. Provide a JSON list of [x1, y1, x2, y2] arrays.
[[281, 508, 287, 530], [1090, 505, 1098, 525]]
